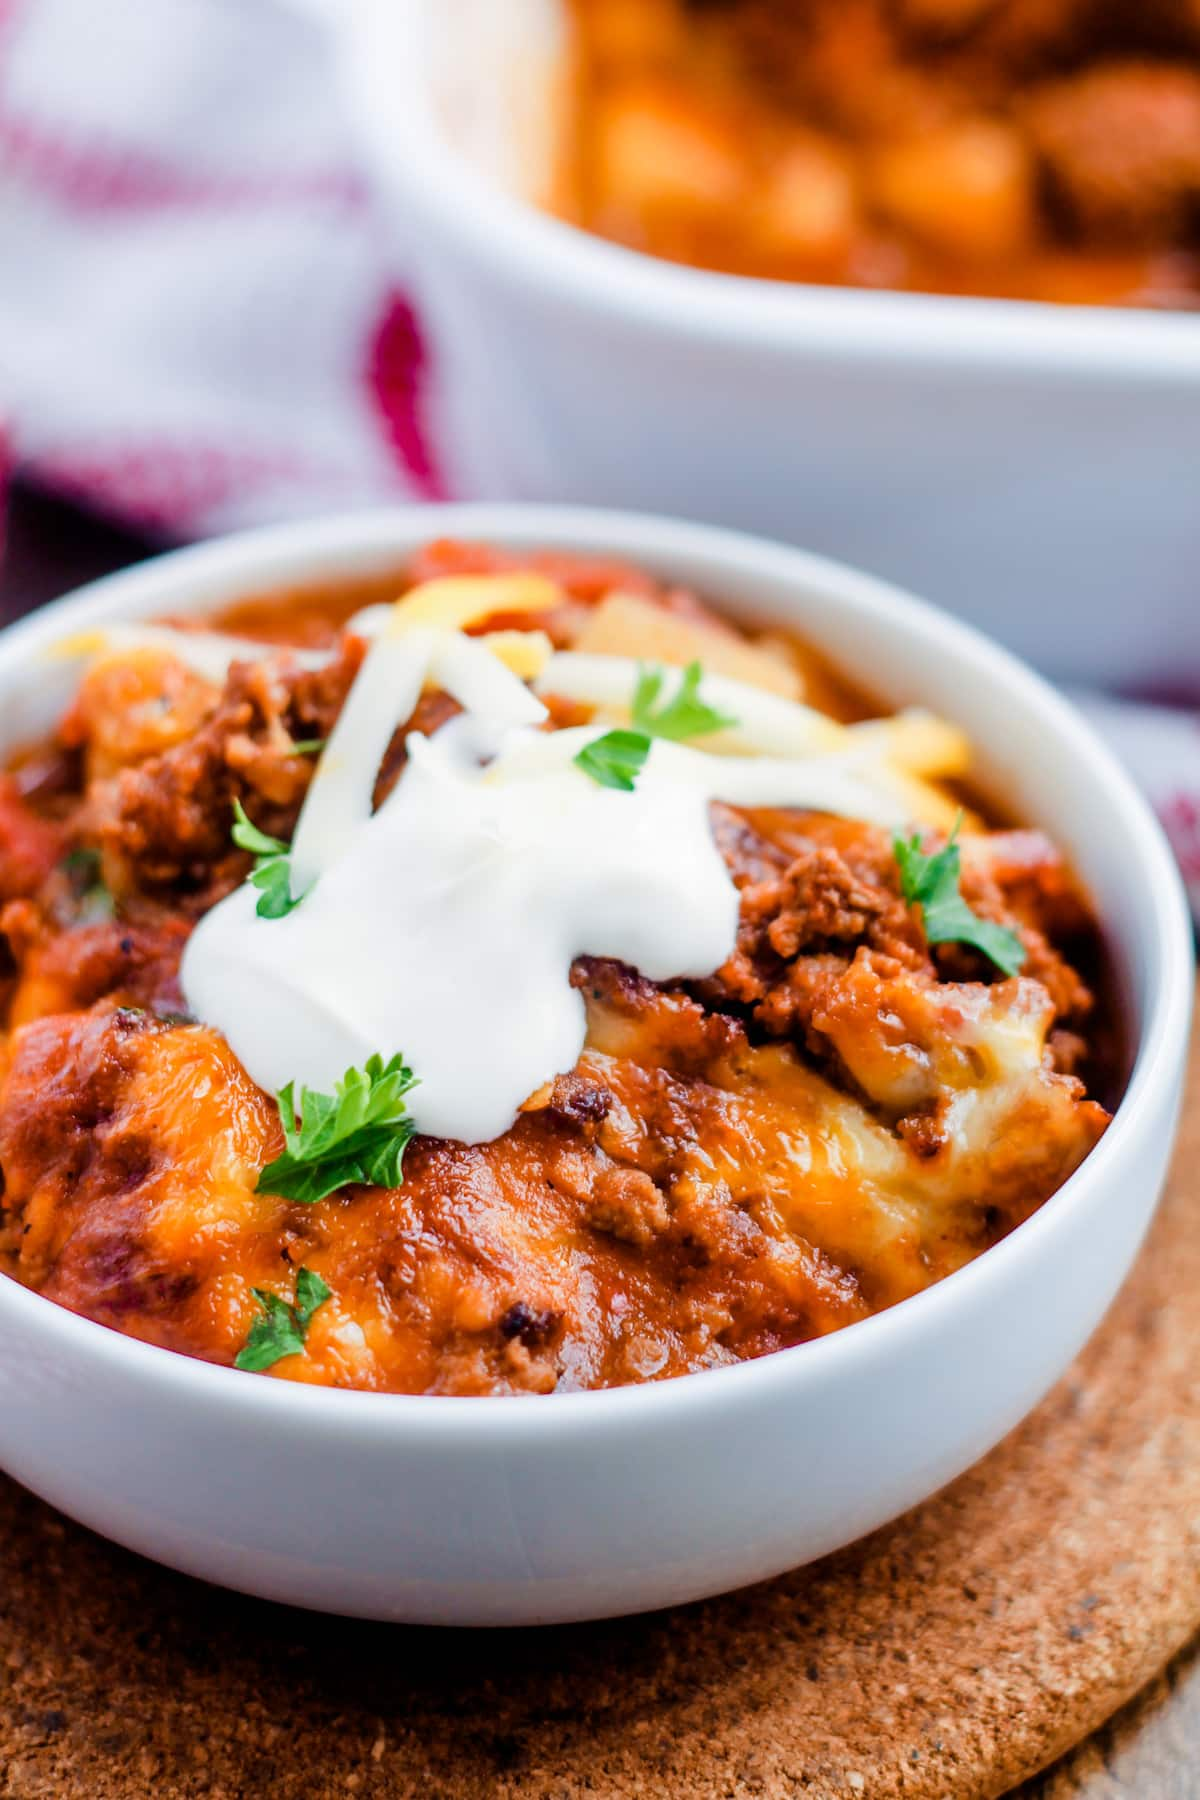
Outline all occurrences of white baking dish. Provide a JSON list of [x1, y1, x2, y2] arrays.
[[0, 503, 1190, 1624], [328, 0, 1200, 689]]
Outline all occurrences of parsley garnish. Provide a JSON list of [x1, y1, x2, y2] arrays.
[[257, 1054, 419, 1205], [574, 661, 737, 792], [60, 847, 115, 923], [231, 798, 302, 920], [573, 728, 652, 792], [631, 659, 738, 742], [235, 1266, 332, 1372], [290, 738, 326, 756], [893, 816, 1026, 977]]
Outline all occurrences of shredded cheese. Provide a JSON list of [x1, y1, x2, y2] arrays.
[[388, 573, 561, 634]]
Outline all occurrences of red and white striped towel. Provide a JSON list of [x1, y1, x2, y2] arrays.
[[0, 0, 1196, 917], [0, 0, 445, 535]]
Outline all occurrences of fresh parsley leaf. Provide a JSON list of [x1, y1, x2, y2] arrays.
[[893, 816, 1026, 977], [61, 845, 101, 883], [293, 1265, 333, 1329], [231, 799, 288, 860], [247, 857, 298, 920], [257, 1053, 420, 1205], [60, 846, 115, 923], [575, 661, 737, 792], [235, 1289, 303, 1372], [631, 659, 738, 743], [573, 729, 652, 792], [234, 1265, 333, 1373], [231, 798, 303, 920]]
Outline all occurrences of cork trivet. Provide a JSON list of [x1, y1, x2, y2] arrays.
[[2, 996, 1198, 1800]]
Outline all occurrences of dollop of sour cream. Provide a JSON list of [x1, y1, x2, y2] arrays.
[[180, 608, 909, 1145]]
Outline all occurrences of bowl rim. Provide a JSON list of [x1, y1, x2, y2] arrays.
[[338, 0, 1200, 378], [0, 500, 1191, 1442]]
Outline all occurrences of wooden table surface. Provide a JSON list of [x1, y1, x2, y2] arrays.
[[0, 483, 1196, 1799]]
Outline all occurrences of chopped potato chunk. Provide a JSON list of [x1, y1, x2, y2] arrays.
[[867, 120, 1035, 263], [574, 593, 802, 697]]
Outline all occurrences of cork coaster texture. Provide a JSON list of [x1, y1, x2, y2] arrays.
[[1, 995, 1198, 1800]]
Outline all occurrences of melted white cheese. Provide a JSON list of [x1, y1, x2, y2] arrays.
[[180, 625, 911, 1145]]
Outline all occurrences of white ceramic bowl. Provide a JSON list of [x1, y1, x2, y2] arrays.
[[0, 504, 1190, 1626], [327, 0, 1200, 691]]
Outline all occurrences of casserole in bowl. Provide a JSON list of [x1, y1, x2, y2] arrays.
[[558, 0, 1200, 306], [0, 504, 1190, 1623], [330, 0, 1200, 690]]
